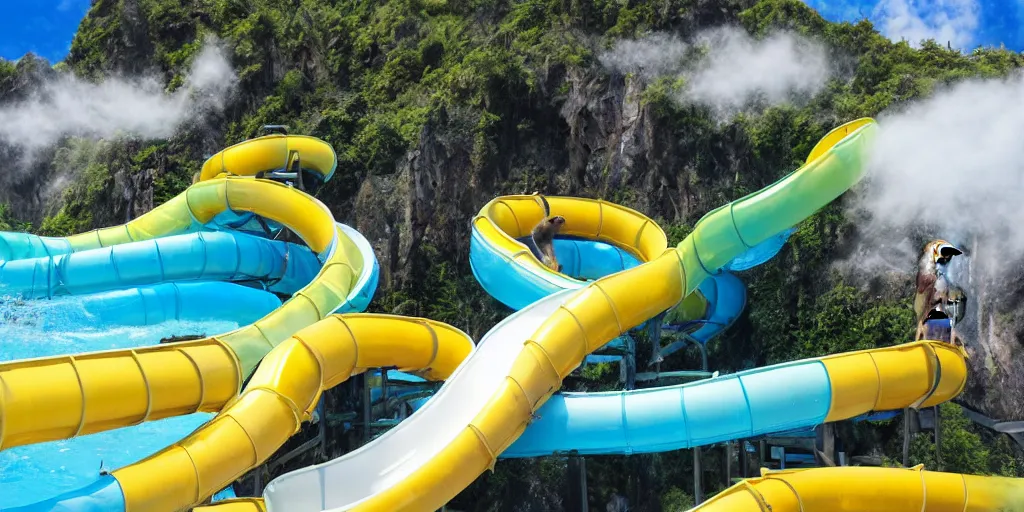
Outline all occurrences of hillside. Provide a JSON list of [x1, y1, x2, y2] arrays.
[[1, 0, 1023, 509]]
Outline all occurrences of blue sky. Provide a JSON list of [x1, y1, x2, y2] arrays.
[[0, 0, 90, 62], [803, 0, 1024, 51], [0, 0, 1021, 62]]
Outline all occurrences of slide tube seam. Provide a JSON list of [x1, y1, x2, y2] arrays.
[[591, 283, 624, 337], [559, 304, 592, 354], [177, 347, 208, 411], [678, 385, 692, 450], [620, 392, 632, 455], [231, 233, 244, 282], [69, 356, 88, 438], [633, 219, 649, 251], [334, 317, 360, 379], [420, 320, 440, 373], [960, 474, 969, 511], [909, 342, 942, 410], [771, 475, 803, 510], [172, 282, 183, 321], [522, 340, 562, 408], [689, 235, 715, 277], [727, 202, 753, 250], [737, 480, 769, 512], [468, 423, 499, 470], [200, 232, 211, 281], [127, 350, 154, 425], [736, 374, 755, 439], [153, 239, 166, 283], [108, 239, 123, 285], [868, 352, 883, 412], [294, 292, 325, 322]]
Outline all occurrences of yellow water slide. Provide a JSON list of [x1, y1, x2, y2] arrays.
[[5, 120, 1022, 512], [0, 148, 357, 452], [240, 117, 1016, 512], [695, 465, 1024, 511]]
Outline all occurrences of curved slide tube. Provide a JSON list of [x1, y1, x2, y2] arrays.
[[693, 465, 1024, 511], [0, 135, 380, 508], [502, 340, 966, 457], [0, 231, 321, 299], [15, 315, 473, 512], [245, 117, 971, 512]]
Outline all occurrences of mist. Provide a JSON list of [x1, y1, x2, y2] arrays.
[[843, 72, 1024, 279], [598, 27, 831, 117], [0, 38, 237, 155]]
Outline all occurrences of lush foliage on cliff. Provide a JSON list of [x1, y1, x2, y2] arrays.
[[1, 0, 1023, 509]]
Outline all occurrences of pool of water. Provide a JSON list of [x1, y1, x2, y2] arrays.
[[0, 297, 241, 508]]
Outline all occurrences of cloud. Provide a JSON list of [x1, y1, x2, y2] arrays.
[[598, 27, 831, 119], [598, 32, 689, 79], [0, 38, 237, 156], [873, 0, 979, 49], [842, 71, 1024, 278], [682, 27, 830, 117]]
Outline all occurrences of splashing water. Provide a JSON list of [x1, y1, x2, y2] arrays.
[[0, 296, 241, 508]]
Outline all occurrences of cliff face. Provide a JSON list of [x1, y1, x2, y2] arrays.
[[1, 0, 1023, 506]]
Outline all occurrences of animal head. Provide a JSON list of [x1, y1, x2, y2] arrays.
[[545, 215, 565, 231], [925, 239, 963, 266]]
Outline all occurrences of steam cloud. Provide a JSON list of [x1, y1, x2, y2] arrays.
[[843, 72, 1024, 277], [0, 39, 237, 153], [599, 27, 831, 118]]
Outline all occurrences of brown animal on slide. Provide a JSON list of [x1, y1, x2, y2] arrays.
[[532, 215, 565, 272]]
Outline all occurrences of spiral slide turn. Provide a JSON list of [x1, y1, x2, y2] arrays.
[[4, 118, 1022, 512], [206, 116, 1019, 512], [0, 134, 456, 510]]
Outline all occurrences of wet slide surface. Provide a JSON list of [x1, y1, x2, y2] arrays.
[[0, 134, 384, 510], [3, 120, 1023, 512], [249, 117, 1020, 512]]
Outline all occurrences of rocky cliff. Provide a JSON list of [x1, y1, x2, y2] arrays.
[[1, 0, 1023, 508]]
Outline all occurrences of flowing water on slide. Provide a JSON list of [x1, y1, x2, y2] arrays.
[[0, 296, 239, 508]]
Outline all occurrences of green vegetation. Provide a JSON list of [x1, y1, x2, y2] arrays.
[[0, 0, 1021, 508]]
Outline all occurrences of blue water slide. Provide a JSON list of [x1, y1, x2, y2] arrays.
[[0, 209, 289, 263], [0, 231, 321, 299], [467, 223, 801, 457], [659, 272, 747, 357], [502, 359, 832, 457], [332, 223, 380, 314], [69, 282, 282, 327], [0, 221, 381, 510], [3, 475, 125, 512]]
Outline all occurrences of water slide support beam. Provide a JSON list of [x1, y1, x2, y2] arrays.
[[567, 453, 588, 512], [362, 373, 371, 445], [725, 442, 733, 487], [902, 407, 911, 467], [694, 447, 703, 505]]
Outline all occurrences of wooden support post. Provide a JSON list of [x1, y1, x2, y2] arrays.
[[759, 440, 766, 468], [740, 441, 748, 478], [317, 398, 327, 461], [381, 369, 390, 419], [693, 447, 703, 505], [567, 454, 589, 512], [902, 408, 911, 467], [725, 442, 733, 486], [363, 372, 372, 445], [624, 335, 636, 391], [816, 423, 835, 466], [934, 405, 943, 470]]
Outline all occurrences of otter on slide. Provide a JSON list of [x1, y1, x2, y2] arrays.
[[0, 133, 381, 509]]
